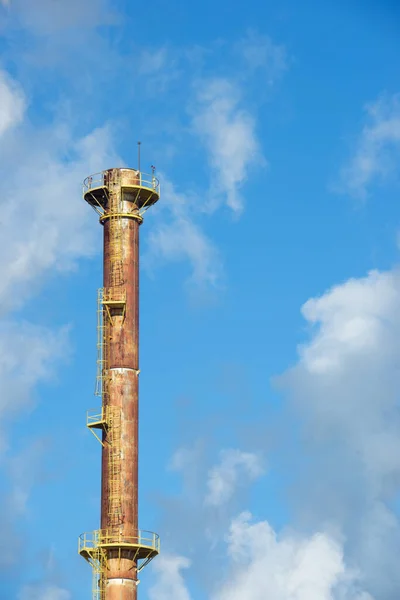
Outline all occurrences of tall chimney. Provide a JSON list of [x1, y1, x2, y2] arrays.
[[78, 167, 160, 600]]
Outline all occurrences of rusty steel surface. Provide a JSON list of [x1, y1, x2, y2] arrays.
[[102, 168, 141, 598]]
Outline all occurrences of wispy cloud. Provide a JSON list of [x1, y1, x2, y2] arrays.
[[145, 177, 223, 290], [0, 320, 68, 568], [145, 68, 267, 287], [205, 449, 264, 507], [149, 555, 192, 600], [191, 78, 264, 214], [143, 33, 286, 286], [339, 92, 400, 198], [0, 68, 25, 136], [0, 68, 121, 310], [0, 322, 68, 434]]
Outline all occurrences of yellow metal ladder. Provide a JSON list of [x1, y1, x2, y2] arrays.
[[106, 406, 123, 529], [87, 545, 107, 600], [95, 289, 106, 398], [108, 189, 124, 290]]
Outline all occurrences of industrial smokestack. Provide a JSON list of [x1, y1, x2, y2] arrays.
[[78, 167, 160, 600]]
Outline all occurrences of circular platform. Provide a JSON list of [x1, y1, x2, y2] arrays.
[[83, 170, 160, 211], [79, 529, 160, 562]]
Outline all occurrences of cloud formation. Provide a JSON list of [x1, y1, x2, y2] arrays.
[[0, 68, 25, 136], [278, 267, 400, 597], [144, 34, 287, 286], [146, 177, 223, 290], [149, 555, 192, 600], [0, 321, 68, 441], [205, 449, 264, 506], [0, 321, 67, 569], [150, 512, 372, 600], [192, 78, 263, 214], [0, 69, 121, 311], [215, 512, 371, 600], [0, 64, 116, 593], [339, 93, 400, 198], [157, 265, 400, 599]]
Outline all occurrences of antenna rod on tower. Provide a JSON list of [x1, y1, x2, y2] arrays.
[[138, 141, 141, 173]]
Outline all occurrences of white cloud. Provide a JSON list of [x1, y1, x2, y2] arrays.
[[169, 445, 203, 473], [278, 267, 400, 596], [288, 270, 400, 491], [0, 68, 118, 575], [299, 270, 399, 375], [145, 37, 286, 284], [149, 555, 192, 600], [156, 259, 400, 599], [145, 177, 223, 289], [19, 584, 70, 600], [339, 93, 400, 198], [150, 514, 372, 600], [191, 78, 264, 214], [205, 449, 264, 507], [159, 266, 400, 598], [148, 214, 220, 287], [214, 512, 372, 600], [0, 68, 25, 137], [0, 119, 120, 312], [0, 321, 68, 428]]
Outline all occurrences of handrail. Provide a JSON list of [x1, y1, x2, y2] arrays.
[[86, 408, 105, 425], [103, 288, 126, 303], [79, 529, 160, 552], [83, 170, 160, 194]]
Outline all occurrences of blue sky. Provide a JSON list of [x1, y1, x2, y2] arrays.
[[1, 1, 400, 599]]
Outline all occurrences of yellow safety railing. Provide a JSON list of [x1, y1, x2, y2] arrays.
[[79, 530, 160, 553], [83, 170, 160, 196], [86, 408, 105, 427], [103, 288, 126, 305]]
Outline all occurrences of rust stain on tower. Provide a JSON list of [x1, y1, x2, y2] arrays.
[[78, 166, 160, 600]]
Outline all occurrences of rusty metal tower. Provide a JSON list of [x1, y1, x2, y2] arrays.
[[78, 166, 160, 600]]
